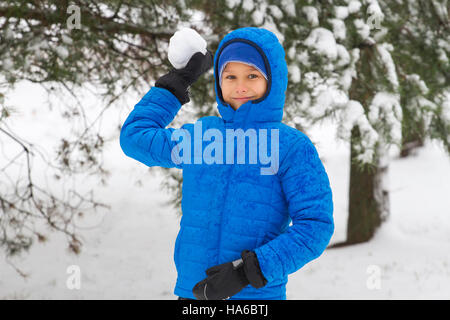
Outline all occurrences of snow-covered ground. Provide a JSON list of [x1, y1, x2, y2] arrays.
[[1, 81, 450, 299]]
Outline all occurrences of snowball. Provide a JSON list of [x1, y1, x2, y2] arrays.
[[168, 28, 207, 69]]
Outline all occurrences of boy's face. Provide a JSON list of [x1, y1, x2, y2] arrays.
[[221, 62, 268, 110]]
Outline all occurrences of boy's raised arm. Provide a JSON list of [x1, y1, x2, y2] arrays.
[[119, 50, 213, 169], [120, 86, 189, 169]]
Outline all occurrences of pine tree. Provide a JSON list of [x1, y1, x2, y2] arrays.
[[182, 0, 450, 245], [1, 0, 448, 274], [0, 0, 190, 271]]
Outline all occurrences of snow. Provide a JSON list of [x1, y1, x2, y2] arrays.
[[268, 5, 283, 19], [334, 6, 349, 20], [406, 74, 429, 95], [336, 44, 351, 68], [288, 64, 301, 83], [252, 4, 266, 26], [302, 6, 319, 27], [339, 68, 354, 92], [376, 43, 399, 90], [242, 0, 254, 12], [5, 29, 14, 40], [61, 34, 73, 46], [2, 57, 14, 70], [168, 28, 207, 70], [281, 0, 296, 17], [412, 96, 439, 132], [55, 46, 69, 60], [336, 99, 379, 164], [304, 27, 338, 60], [368, 92, 402, 146], [1, 79, 450, 299], [366, 0, 384, 21], [287, 46, 296, 60], [431, 0, 449, 22], [297, 50, 310, 66], [354, 18, 371, 41], [347, 1, 362, 14], [328, 18, 347, 41], [437, 38, 450, 53], [437, 48, 449, 65], [310, 78, 348, 118], [225, 0, 240, 9], [441, 90, 450, 123]]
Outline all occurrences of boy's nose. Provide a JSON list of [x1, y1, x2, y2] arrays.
[[235, 83, 248, 94], [236, 88, 248, 94]]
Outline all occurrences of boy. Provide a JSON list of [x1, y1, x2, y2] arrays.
[[120, 27, 334, 300]]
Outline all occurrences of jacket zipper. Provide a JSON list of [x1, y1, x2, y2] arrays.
[[216, 121, 236, 264]]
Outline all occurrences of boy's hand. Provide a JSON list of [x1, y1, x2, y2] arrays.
[[155, 50, 213, 105], [178, 50, 214, 86], [192, 250, 267, 300], [192, 258, 248, 300]]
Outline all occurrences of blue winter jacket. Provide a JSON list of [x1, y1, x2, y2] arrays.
[[120, 27, 334, 300]]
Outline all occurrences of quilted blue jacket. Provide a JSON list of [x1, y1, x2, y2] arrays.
[[120, 27, 334, 300]]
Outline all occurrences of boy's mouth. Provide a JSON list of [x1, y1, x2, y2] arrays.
[[233, 96, 254, 101]]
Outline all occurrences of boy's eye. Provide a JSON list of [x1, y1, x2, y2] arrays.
[[225, 74, 259, 80]]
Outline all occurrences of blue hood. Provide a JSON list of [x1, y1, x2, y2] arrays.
[[214, 27, 288, 125]]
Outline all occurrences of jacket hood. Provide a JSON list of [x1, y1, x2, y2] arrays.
[[214, 27, 288, 125]]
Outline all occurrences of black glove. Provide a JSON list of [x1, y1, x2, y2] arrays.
[[155, 49, 213, 105], [192, 250, 267, 300]]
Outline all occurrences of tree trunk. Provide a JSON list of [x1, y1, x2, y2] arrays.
[[346, 126, 390, 244], [400, 119, 425, 158]]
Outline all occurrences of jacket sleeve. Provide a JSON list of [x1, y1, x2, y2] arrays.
[[120, 86, 193, 169], [253, 136, 334, 283]]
